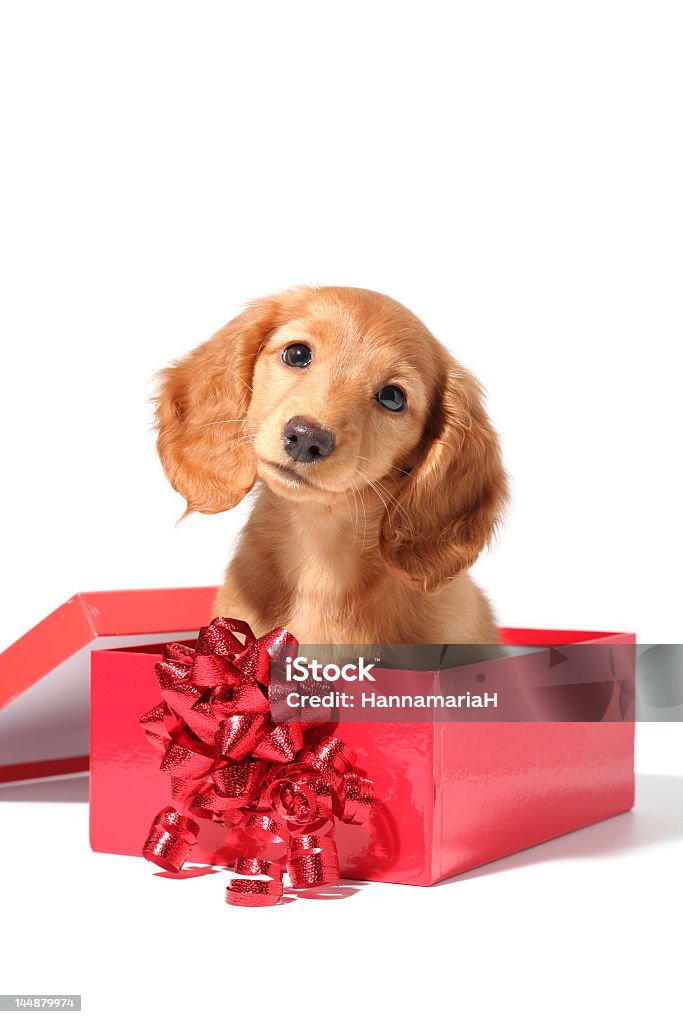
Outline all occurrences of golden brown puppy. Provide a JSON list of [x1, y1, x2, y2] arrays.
[[155, 287, 507, 645]]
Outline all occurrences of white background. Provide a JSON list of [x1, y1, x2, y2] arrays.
[[0, 2, 681, 1022], [0, 727, 681, 1024]]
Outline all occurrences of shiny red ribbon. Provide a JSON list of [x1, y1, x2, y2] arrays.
[[140, 617, 373, 906]]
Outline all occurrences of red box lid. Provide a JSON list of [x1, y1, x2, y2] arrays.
[[0, 588, 218, 783]]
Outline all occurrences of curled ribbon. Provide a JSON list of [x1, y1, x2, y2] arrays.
[[140, 617, 373, 907]]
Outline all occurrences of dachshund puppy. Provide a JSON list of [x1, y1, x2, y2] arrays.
[[155, 287, 508, 646]]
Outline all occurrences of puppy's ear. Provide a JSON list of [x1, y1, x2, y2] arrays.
[[155, 297, 279, 515], [379, 353, 508, 594]]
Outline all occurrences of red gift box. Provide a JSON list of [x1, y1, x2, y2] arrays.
[[89, 626, 635, 885], [0, 589, 216, 783]]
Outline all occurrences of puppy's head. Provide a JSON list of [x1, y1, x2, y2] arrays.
[[155, 286, 507, 592]]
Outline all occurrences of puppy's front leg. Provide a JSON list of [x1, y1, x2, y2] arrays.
[[213, 546, 289, 636]]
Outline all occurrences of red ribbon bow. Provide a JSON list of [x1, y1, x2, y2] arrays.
[[140, 617, 373, 906]]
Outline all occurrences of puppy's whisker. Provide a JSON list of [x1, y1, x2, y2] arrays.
[[356, 469, 390, 521], [323, 473, 357, 543], [341, 479, 359, 547], [362, 478, 398, 550], [353, 485, 364, 550], [353, 479, 370, 552], [341, 489, 355, 542], [355, 469, 415, 536], [219, 435, 259, 455], [349, 483, 363, 550], [371, 475, 414, 528], [356, 482, 366, 545], [232, 373, 254, 394], [199, 418, 259, 429], [364, 469, 413, 519], [356, 454, 417, 482]]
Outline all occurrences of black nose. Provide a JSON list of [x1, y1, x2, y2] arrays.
[[283, 417, 336, 463]]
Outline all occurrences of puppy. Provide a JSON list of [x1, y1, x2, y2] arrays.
[[155, 287, 508, 647]]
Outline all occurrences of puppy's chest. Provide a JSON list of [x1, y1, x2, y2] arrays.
[[279, 531, 373, 637], [284, 532, 360, 604]]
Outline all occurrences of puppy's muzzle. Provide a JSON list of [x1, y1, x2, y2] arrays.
[[283, 416, 336, 463]]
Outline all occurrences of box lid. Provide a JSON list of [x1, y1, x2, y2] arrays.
[[0, 587, 217, 783]]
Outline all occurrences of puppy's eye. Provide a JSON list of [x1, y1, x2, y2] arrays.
[[375, 384, 407, 412], [282, 343, 312, 368]]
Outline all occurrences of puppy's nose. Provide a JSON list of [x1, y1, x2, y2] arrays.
[[283, 417, 336, 463]]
